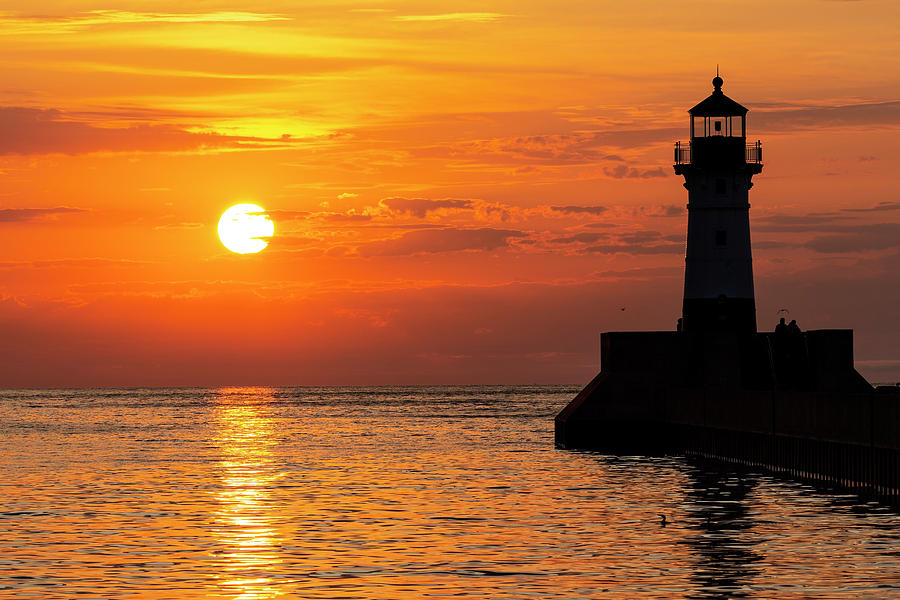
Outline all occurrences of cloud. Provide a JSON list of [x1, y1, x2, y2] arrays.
[[358, 227, 526, 257], [82, 10, 288, 24], [543, 229, 682, 255], [550, 205, 606, 215], [603, 165, 668, 179], [437, 133, 630, 165], [584, 242, 683, 255], [752, 101, 900, 131], [0, 258, 149, 270], [586, 128, 682, 150], [0, 107, 294, 155], [153, 222, 204, 230], [323, 213, 372, 223], [842, 201, 900, 213], [266, 209, 372, 224], [753, 203, 900, 236], [266, 210, 313, 221], [551, 232, 607, 244], [0, 207, 86, 222], [804, 223, 900, 253], [619, 230, 664, 244], [0, 11, 288, 34], [359, 110, 681, 169], [394, 13, 506, 23], [642, 204, 685, 217], [754, 240, 792, 250], [753, 213, 847, 233], [379, 197, 473, 218], [267, 235, 326, 250], [752, 213, 900, 252]]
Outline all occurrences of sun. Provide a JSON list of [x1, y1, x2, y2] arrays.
[[218, 204, 274, 254]]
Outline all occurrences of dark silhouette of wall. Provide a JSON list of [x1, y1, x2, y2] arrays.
[[555, 329, 900, 506]]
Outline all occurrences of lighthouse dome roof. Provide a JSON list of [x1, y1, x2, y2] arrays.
[[689, 76, 748, 117]]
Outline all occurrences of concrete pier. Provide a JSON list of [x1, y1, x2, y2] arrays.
[[555, 330, 900, 506]]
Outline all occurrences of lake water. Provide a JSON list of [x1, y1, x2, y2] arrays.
[[2, 386, 898, 599]]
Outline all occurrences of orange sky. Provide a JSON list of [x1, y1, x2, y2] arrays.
[[1, 1, 899, 386]]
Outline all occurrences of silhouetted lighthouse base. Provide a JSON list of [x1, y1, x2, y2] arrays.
[[554, 77, 900, 506]]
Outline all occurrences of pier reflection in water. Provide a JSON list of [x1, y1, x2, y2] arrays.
[[681, 464, 761, 599]]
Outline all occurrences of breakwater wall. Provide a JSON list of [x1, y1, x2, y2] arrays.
[[555, 330, 900, 506], [668, 391, 900, 506]]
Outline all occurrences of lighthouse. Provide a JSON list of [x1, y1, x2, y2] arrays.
[[675, 75, 763, 333], [555, 76, 896, 506]]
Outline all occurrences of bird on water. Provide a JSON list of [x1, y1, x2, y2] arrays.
[[658, 514, 667, 526]]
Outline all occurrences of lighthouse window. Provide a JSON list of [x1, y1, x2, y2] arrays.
[[715, 178, 726, 194], [715, 230, 728, 246], [693, 116, 705, 137], [710, 118, 725, 136]]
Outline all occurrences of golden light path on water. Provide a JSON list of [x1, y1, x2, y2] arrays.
[[213, 388, 287, 599]]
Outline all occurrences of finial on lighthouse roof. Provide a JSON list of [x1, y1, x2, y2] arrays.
[[689, 71, 747, 116]]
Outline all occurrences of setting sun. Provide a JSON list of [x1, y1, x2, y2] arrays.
[[217, 204, 274, 254]]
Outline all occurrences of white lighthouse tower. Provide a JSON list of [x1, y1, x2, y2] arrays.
[[675, 75, 763, 333]]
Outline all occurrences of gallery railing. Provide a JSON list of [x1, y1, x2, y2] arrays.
[[674, 140, 763, 165]]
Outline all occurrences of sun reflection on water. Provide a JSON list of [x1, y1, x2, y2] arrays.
[[213, 387, 287, 599]]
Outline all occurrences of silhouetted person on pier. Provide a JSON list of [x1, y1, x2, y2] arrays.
[[773, 317, 806, 389], [775, 317, 787, 335], [773, 319, 809, 389]]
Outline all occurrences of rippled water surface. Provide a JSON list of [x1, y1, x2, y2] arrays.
[[1, 386, 899, 598]]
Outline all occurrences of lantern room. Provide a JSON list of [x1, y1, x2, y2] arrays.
[[675, 75, 761, 169], [690, 76, 747, 139]]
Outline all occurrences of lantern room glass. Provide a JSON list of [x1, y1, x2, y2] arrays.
[[691, 115, 745, 138]]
